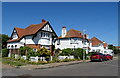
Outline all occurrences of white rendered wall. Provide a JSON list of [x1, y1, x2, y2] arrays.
[[7, 42, 24, 49], [23, 32, 52, 45], [55, 38, 84, 50], [89, 45, 104, 54]]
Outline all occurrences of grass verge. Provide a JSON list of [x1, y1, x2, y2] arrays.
[[2, 59, 25, 66]]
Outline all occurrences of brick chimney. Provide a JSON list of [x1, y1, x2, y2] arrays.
[[62, 26, 67, 37], [42, 19, 46, 22]]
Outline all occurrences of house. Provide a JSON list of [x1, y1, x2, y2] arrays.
[[89, 37, 113, 55], [115, 46, 120, 50], [7, 19, 57, 57], [54, 27, 90, 54]]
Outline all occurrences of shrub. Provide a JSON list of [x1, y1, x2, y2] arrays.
[[37, 47, 51, 57], [36, 47, 51, 61], [86, 52, 96, 56], [52, 57, 60, 62], [27, 50, 36, 60], [71, 48, 85, 60], [60, 48, 73, 56], [19, 46, 33, 56], [11, 54, 15, 58], [2, 48, 9, 57]]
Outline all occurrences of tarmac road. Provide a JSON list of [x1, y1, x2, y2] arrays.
[[2, 57, 118, 76]]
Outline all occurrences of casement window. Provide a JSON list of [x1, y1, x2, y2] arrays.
[[41, 32, 43, 37], [11, 45, 14, 48], [8, 45, 10, 48], [92, 49, 95, 52], [15, 45, 17, 48], [41, 32, 50, 38], [104, 51, 107, 53]]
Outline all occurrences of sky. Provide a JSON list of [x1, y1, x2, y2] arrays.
[[2, 2, 118, 46]]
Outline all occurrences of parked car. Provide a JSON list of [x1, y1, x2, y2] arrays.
[[105, 54, 113, 60], [90, 53, 106, 62]]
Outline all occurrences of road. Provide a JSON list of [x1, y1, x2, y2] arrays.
[[2, 57, 118, 76]]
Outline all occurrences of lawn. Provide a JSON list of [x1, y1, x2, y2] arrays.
[[2, 58, 26, 66]]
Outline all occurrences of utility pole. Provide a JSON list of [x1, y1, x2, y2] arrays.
[[83, 29, 87, 61]]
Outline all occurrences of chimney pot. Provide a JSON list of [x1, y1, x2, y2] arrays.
[[62, 26, 66, 28], [42, 19, 46, 22]]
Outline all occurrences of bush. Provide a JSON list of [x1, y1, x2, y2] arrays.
[[11, 54, 15, 58], [2, 48, 9, 57], [60, 48, 73, 56], [19, 46, 33, 56], [36, 47, 51, 61], [62, 58, 76, 62], [71, 48, 84, 60], [52, 57, 60, 62]]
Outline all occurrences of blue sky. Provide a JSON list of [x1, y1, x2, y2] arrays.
[[2, 2, 118, 46]]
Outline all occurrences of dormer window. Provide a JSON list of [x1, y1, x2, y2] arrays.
[[8, 45, 10, 48]]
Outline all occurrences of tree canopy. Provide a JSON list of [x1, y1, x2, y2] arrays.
[[1, 34, 10, 48]]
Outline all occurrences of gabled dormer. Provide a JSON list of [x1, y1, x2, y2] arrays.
[[11, 28, 19, 40], [42, 24, 53, 32]]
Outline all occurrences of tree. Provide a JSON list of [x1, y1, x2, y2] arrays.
[[108, 44, 114, 50], [108, 44, 120, 54], [71, 48, 85, 59], [2, 48, 9, 57], [1, 34, 10, 48]]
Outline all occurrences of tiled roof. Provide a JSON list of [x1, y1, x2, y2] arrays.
[[7, 20, 48, 42], [89, 37, 108, 47], [7, 38, 20, 42], [90, 37, 103, 46], [103, 43, 108, 47], [115, 46, 120, 48], [58, 29, 84, 39], [15, 27, 26, 38]]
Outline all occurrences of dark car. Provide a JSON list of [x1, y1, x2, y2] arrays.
[[105, 54, 113, 60], [90, 53, 106, 62]]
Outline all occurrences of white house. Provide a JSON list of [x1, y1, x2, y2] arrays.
[[89, 37, 113, 55], [54, 27, 90, 54], [7, 19, 57, 56]]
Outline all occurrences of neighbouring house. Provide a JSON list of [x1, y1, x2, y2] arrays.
[[89, 37, 113, 55], [54, 27, 90, 54], [115, 46, 120, 50], [7, 19, 57, 57]]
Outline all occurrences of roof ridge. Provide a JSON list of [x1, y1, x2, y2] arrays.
[[69, 29, 82, 33], [15, 27, 24, 29]]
